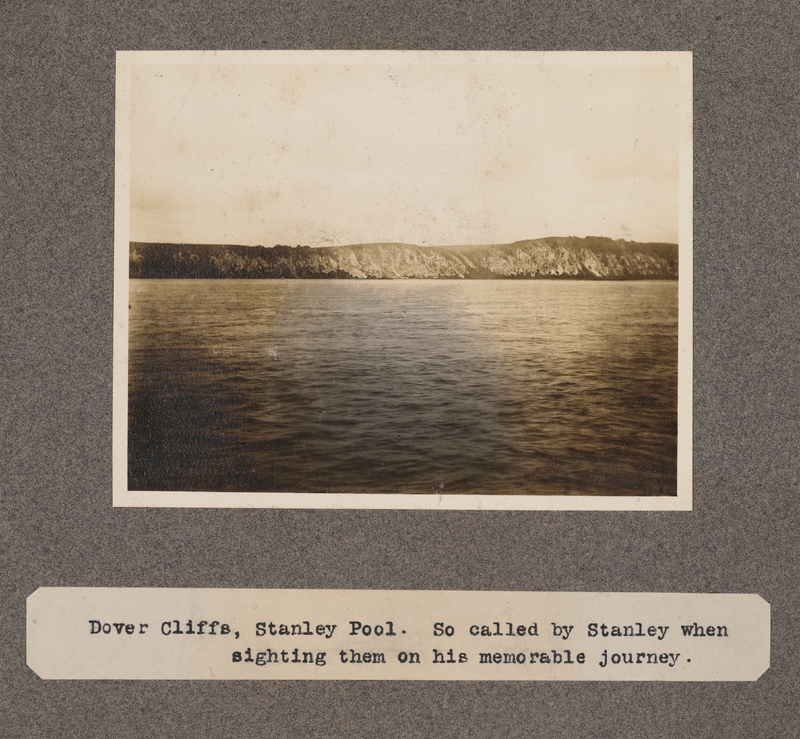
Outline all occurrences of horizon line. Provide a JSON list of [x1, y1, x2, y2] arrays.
[[129, 235, 680, 249]]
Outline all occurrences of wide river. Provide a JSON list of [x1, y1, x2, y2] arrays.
[[128, 279, 678, 496]]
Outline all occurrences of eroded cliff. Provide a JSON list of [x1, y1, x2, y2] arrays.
[[130, 237, 678, 280]]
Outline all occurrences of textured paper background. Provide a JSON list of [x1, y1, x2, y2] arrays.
[[2, 1, 798, 737]]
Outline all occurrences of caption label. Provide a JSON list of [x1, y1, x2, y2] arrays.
[[27, 589, 769, 681]]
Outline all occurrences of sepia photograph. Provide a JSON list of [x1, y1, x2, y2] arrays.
[[114, 50, 692, 509]]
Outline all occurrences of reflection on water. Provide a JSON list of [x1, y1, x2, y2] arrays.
[[128, 279, 678, 495]]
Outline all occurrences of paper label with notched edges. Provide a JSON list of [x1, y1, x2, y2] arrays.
[[27, 589, 768, 681]]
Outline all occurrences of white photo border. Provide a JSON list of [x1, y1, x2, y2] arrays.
[[113, 50, 692, 510]]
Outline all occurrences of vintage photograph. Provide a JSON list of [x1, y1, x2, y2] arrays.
[[114, 50, 692, 509]]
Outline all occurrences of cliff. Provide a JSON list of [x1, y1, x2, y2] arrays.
[[129, 237, 678, 280]]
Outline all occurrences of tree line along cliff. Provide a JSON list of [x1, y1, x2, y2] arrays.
[[129, 237, 679, 280]]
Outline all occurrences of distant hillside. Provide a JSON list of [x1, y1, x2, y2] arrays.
[[129, 237, 679, 280]]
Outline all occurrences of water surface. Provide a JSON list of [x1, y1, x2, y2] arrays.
[[128, 279, 678, 495]]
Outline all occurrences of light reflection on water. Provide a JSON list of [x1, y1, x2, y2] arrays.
[[128, 279, 677, 495]]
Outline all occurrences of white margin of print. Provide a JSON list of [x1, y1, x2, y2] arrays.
[[113, 50, 693, 511]]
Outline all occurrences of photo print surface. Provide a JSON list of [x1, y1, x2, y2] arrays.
[[114, 51, 692, 509]]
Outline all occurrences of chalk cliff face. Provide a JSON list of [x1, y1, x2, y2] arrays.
[[130, 237, 678, 280]]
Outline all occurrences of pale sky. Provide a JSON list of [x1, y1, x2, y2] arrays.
[[128, 52, 685, 246]]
